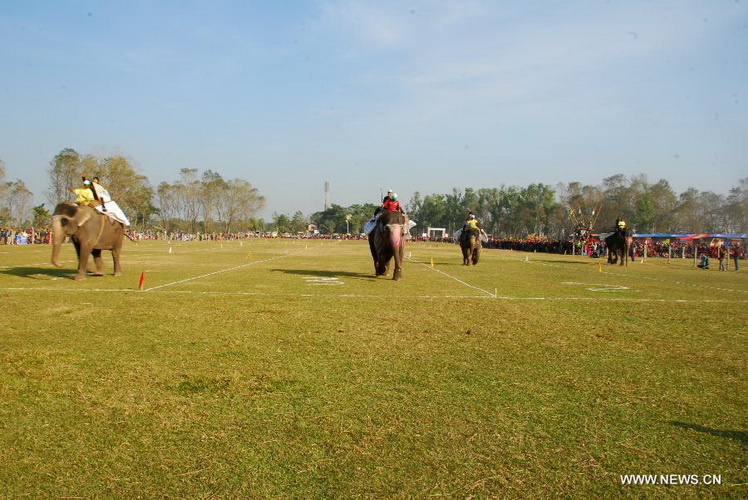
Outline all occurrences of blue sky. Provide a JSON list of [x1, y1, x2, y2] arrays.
[[1, 0, 746, 217]]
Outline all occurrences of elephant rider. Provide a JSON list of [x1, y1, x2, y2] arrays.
[[72, 179, 100, 207], [373, 189, 394, 218], [463, 212, 481, 231], [73, 177, 131, 226], [91, 177, 131, 226], [92, 177, 112, 208], [615, 215, 627, 236], [461, 212, 481, 243], [382, 192, 405, 214]]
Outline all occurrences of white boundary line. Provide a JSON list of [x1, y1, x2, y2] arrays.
[[2, 286, 746, 303], [515, 255, 748, 294], [408, 257, 496, 298], [3, 247, 746, 303], [143, 253, 295, 291]]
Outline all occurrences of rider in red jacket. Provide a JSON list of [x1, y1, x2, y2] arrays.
[[382, 193, 403, 213]]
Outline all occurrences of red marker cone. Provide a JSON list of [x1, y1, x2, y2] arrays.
[[138, 271, 145, 291]]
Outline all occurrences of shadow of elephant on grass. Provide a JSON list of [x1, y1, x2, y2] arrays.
[[530, 259, 597, 266], [272, 268, 374, 280], [669, 421, 747, 446], [0, 266, 99, 280]]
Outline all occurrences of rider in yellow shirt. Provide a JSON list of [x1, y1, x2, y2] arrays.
[[464, 212, 480, 230], [615, 215, 627, 236], [72, 179, 97, 206]]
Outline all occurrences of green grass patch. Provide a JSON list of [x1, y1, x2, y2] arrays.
[[1, 239, 746, 497]]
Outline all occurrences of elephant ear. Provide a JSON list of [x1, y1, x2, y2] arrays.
[[72, 206, 94, 227]]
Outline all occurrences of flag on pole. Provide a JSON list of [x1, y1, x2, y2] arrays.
[[138, 271, 145, 291]]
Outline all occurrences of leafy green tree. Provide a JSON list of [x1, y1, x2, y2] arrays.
[[648, 179, 677, 232], [675, 188, 711, 232], [346, 203, 377, 234], [419, 194, 447, 231], [405, 191, 423, 230], [601, 174, 629, 224], [290, 211, 308, 233], [310, 204, 349, 234], [32, 204, 51, 228], [272, 213, 293, 232]]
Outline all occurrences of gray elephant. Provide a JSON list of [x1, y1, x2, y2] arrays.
[[51, 202, 125, 280], [460, 227, 481, 266], [368, 210, 408, 280]]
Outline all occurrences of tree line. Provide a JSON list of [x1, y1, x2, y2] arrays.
[[1, 148, 746, 237], [297, 175, 746, 237], [404, 175, 747, 237]]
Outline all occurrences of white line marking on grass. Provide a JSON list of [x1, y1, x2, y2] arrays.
[[408, 257, 496, 298], [602, 269, 747, 294], [303, 276, 344, 285], [517, 254, 748, 294], [3, 286, 746, 303], [144, 253, 295, 291], [562, 281, 631, 292]]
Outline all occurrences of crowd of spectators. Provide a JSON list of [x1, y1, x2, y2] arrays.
[[126, 230, 368, 241], [0, 227, 51, 245], [4, 227, 744, 266]]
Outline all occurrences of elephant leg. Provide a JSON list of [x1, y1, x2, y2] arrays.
[[76, 244, 93, 280], [392, 246, 403, 281], [369, 237, 379, 274], [112, 249, 122, 276], [72, 238, 88, 273], [375, 251, 388, 276], [112, 234, 123, 276], [91, 249, 104, 276]]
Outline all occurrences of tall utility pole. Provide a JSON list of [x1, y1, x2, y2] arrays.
[[324, 181, 330, 211]]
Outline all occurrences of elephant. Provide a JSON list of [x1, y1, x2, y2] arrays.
[[460, 227, 481, 266], [51, 202, 125, 280], [368, 210, 408, 280], [604, 230, 630, 266]]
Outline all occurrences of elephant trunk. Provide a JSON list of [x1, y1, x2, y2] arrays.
[[387, 224, 403, 252], [51, 215, 65, 267]]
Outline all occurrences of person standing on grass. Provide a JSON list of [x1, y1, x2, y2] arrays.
[[718, 244, 727, 271], [732, 244, 742, 271]]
